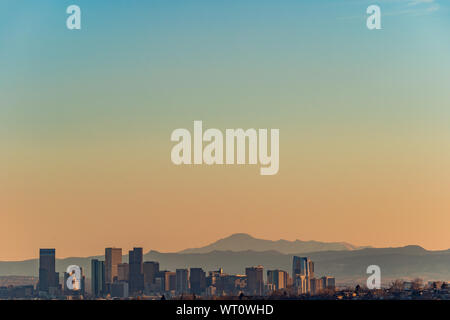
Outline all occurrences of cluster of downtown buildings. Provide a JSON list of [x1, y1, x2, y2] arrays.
[[2, 248, 449, 300], [33, 248, 335, 299]]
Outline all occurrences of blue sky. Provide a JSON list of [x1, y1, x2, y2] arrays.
[[1, 1, 450, 258]]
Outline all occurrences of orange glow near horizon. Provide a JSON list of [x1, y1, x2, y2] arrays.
[[2, 128, 450, 261]]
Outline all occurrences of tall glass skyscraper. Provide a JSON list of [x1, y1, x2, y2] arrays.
[[91, 259, 105, 297], [292, 256, 314, 278], [39, 249, 58, 293], [128, 247, 144, 295], [105, 247, 122, 284]]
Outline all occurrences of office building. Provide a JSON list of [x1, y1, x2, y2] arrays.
[[117, 263, 129, 282], [176, 269, 189, 295], [111, 281, 129, 298], [294, 274, 308, 295], [267, 270, 288, 291], [310, 277, 323, 295], [143, 261, 160, 290], [156, 271, 176, 292], [39, 249, 59, 293], [321, 276, 336, 290], [292, 256, 314, 293], [91, 259, 105, 297], [190, 268, 206, 295], [128, 247, 144, 294], [214, 274, 247, 296], [292, 256, 314, 278], [245, 266, 264, 296], [105, 248, 122, 284], [206, 268, 224, 287]]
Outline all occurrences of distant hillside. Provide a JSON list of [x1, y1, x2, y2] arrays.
[[1, 246, 449, 286], [179, 233, 368, 254]]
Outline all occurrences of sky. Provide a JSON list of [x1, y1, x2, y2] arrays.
[[1, 0, 450, 261]]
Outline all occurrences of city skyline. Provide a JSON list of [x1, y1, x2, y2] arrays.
[[1, 245, 447, 300], [1, 233, 449, 290], [33, 247, 339, 299]]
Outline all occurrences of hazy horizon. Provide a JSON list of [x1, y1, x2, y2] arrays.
[[0, 232, 449, 262]]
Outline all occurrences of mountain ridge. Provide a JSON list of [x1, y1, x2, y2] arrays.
[[1, 234, 448, 285], [179, 233, 370, 254]]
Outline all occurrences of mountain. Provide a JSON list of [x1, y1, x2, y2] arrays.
[[145, 246, 450, 285], [179, 233, 367, 254], [1, 246, 449, 286]]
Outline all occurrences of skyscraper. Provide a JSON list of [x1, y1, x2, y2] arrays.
[[292, 256, 314, 293], [267, 270, 288, 291], [166, 272, 177, 292], [308, 260, 314, 279], [39, 249, 59, 293], [294, 274, 308, 294], [292, 256, 314, 278], [310, 277, 323, 295], [128, 247, 144, 295], [91, 259, 105, 297], [321, 276, 336, 290], [176, 269, 189, 295], [105, 248, 122, 284], [156, 271, 176, 292], [117, 263, 129, 282], [143, 261, 159, 291], [190, 268, 206, 295], [245, 266, 264, 296]]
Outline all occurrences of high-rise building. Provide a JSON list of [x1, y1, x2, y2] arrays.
[[110, 281, 129, 298], [245, 266, 264, 296], [105, 248, 122, 284], [292, 256, 314, 293], [308, 260, 314, 278], [117, 263, 129, 282], [292, 256, 314, 278], [157, 271, 176, 292], [176, 269, 189, 295], [190, 268, 206, 295], [321, 276, 336, 290], [310, 277, 323, 295], [91, 259, 105, 297], [167, 272, 177, 292], [128, 247, 144, 295], [39, 249, 59, 293], [143, 261, 160, 290], [206, 268, 224, 288], [267, 270, 288, 291], [294, 274, 308, 294], [214, 274, 247, 296]]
